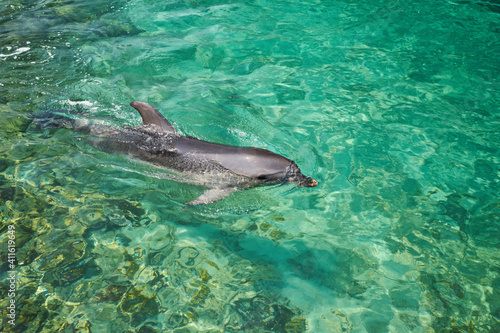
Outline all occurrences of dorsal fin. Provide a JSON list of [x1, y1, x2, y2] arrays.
[[130, 101, 176, 134]]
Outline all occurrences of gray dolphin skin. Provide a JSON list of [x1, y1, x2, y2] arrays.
[[53, 101, 318, 205]]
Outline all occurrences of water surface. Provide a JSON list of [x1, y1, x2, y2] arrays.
[[0, 0, 499, 332]]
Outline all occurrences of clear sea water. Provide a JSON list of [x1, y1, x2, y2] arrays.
[[1, 0, 499, 332]]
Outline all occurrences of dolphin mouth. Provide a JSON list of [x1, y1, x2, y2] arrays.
[[306, 178, 318, 187], [305, 178, 318, 187], [295, 177, 318, 188]]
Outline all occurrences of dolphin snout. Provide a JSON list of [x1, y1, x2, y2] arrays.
[[308, 178, 318, 187], [301, 177, 318, 187]]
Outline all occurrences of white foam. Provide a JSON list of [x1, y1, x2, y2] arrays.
[[0, 46, 30, 58], [63, 100, 96, 107]]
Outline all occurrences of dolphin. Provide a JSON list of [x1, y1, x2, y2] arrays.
[[41, 101, 318, 205]]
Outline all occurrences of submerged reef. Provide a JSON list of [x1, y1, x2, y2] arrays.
[[0, 166, 306, 332]]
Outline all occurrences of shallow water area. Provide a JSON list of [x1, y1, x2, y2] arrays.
[[1, 0, 499, 332]]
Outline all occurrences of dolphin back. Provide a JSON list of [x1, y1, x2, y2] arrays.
[[175, 136, 292, 180]]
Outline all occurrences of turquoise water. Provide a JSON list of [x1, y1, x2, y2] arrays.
[[1, 0, 499, 331]]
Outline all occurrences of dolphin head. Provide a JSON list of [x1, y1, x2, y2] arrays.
[[285, 162, 318, 188]]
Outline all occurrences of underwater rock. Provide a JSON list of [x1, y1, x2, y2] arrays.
[[63, 314, 92, 333], [231, 295, 302, 333], [120, 285, 161, 327], [259, 222, 273, 231], [285, 317, 307, 333], [0, 18, 51, 44], [96, 19, 145, 38], [189, 285, 210, 307], [0, 112, 31, 136], [176, 247, 200, 268], [37, 239, 86, 271], [147, 251, 170, 266], [120, 254, 142, 279], [137, 323, 160, 333], [269, 229, 287, 241], [0, 186, 16, 201], [108, 199, 147, 220], [136, 266, 163, 287], [92, 284, 129, 303], [229, 219, 252, 232], [8, 284, 49, 333], [60, 259, 101, 284]]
